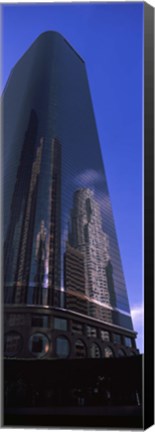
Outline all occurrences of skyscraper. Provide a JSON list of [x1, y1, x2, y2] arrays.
[[3, 31, 138, 359]]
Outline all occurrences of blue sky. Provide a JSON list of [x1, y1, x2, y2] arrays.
[[2, 3, 143, 352]]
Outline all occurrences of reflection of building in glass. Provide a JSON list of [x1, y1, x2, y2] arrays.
[[3, 31, 138, 360], [33, 137, 61, 307], [4, 109, 39, 303], [4, 128, 61, 307], [47, 137, 61, 307], [66, 188, 113, 322], [64, 244, 87, 315], [28, 333, 49, 358], [33, 220, 47, 305], [14, 137, 44, 304]]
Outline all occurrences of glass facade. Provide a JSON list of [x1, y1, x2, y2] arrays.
[[3, 31, 134, 335]]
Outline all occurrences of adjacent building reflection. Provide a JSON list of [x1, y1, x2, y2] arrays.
[[4, 123, 61, 308], [4, 110, 38, 303], [65, 188, 116, 322]]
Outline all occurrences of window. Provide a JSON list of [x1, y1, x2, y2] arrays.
[[4, 332, 22, 356], [8, 314, 25, 326], [104, 346, 114, 358], [75, 339, 86, 358], [117, 349, 126, 357], [113, 333, 121, 344], [90, 343, 101, 358], [54, 317, 67, 331], [87, 325, 97, 338], [29, 333, 49, 358], [72, 321, 83, 335], [31, 315, 49, 328], [100, 330, 110, 341], [128, 351, 135, 356], [124, 336, 132, 348], [56, 336, 70, 358], [32, 336, 43, 353]]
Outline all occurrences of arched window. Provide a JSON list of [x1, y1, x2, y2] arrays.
[[104, 346, 114, 358], [90, 342, 101, 358], [117, 349, 126, 357], [29, 333, 49, 358], [75, 339, 86, 358]]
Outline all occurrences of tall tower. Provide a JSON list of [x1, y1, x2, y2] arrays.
[[3, 32, 138, 359]]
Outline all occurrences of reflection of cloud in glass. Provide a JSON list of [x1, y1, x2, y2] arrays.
[[74, 170, 111, 227], [74, 169, 104, 187], [131, 303, 144, 320]]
